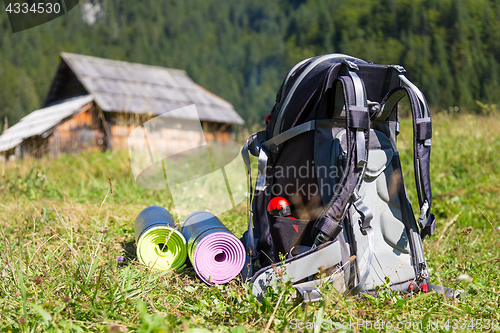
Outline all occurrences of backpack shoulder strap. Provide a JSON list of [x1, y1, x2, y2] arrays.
[[311, 62, 376, 295], [380, 67, 436, 238], [313, 61, 372, 244]]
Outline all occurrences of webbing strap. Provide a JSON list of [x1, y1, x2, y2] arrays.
[[241, 223, 255, 281], [427, 284, 464, 298], [347, 67, 369, 167], [255, 148, 268, 191], [241, 138, 255, 282], [380, 76, 435, 238], [241, 131, 266, 198], [262, 120, 316, 153], [240, 131, 266, 281]]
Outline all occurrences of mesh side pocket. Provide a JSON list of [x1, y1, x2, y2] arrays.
[[270, 216, 315, 258]]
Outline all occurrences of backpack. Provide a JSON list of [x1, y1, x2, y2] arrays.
[[240, 54, 444, 302]]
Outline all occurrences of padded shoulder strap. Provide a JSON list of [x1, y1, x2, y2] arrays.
[[380, 74, 436, 238], [313, 64, 371, 243]]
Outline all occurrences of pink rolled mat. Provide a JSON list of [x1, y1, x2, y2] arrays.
[[181, 211, 245, 285]]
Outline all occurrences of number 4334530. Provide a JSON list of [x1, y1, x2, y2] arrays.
[[6, 2, 61, 14]]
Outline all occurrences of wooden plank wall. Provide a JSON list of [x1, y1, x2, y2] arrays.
[[109, 114, 233, 157], [202, 121, 232, 142], [48, 106, 105, 157], [20, 136, 50, 158]]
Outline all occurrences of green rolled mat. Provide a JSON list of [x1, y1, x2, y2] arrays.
[[135, 206, 187, 271]]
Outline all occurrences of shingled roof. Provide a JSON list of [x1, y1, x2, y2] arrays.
[[0, 95, 94, 153], [44, 52, 244, 125]]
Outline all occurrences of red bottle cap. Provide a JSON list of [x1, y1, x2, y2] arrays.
[[267, 197, 292, 217]]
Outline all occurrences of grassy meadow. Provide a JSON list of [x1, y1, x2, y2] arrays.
[[0, 112, 499, 332]]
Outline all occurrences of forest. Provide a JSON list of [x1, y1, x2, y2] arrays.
[[1, 0, 499, 129]]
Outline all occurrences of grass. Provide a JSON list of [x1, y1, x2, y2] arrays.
[[0, 112, 499, 332]]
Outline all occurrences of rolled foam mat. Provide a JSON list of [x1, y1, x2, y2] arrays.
[[181, 211, 245, 285], [135, 206, 187, 271]]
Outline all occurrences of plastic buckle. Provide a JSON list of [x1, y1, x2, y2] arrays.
[[389, 65, 406, 73], [314, 232, 330, 246], [417, 262, 429, 282], [295, 286, 323, 303], [268, 143, 279, 154], [342, 59, 359, 71], [417, 201, 429, 229], [367, 100, 381, 116], [351, 192, 373, 232]]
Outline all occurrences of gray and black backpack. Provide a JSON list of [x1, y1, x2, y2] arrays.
[[240, 54, 448, 302]]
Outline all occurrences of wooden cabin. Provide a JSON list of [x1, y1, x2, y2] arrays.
[[0, 53, 244, 158]]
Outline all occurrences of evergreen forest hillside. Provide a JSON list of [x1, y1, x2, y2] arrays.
[[1, 0, 500, 130]]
